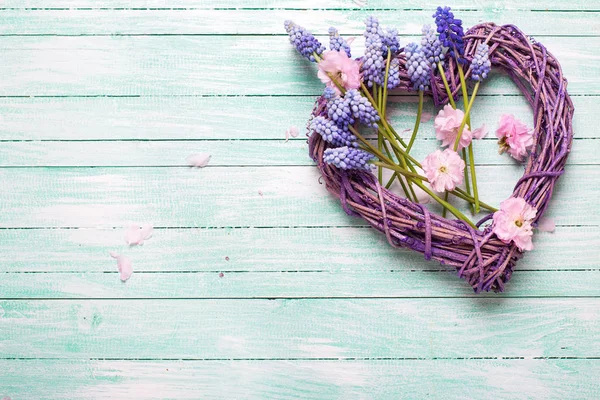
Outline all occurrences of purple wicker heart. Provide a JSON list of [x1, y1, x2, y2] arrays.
[[307, 23, 573, 292]]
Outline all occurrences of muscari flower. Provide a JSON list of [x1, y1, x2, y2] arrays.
[[323, 87, 337, 100], [421, 24, 445, 68], [327, 95, 355, 128], [345, 89, 380, 128], [433, 6, 465, 61], [470, 43, 492, 81], [404, 43, 431, 92], [496, 114, 534, 161], [324, 146, 373, 171], [362, 16, 385, 88], [310, 116, 357, 147], [422, 148, 465, 192], [317, 50, 361, 95], [328, 27, 352, 58], [493, 197, 537, 251], [284, 20, 326, 62], [381, 27, 400, 57], [387, 58, 401, 90]]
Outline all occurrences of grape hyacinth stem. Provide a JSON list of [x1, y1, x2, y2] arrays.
[[406, 90, 424, 154]]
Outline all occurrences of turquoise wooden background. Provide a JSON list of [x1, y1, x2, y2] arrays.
[[1, 0, 599, 398]]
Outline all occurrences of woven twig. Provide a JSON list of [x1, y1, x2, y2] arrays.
[[308, 23, 574, 292]]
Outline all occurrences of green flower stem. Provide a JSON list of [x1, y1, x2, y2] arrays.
[[373, 162, 476, 228], [457, 64, 481, 214], [406, 90, 424, 154], [462, 147, 472, 200], [452, 81, 480, 151], [382, 141, 414, 202], [382, 51, 392, 118], [437, 62, 456, 109]]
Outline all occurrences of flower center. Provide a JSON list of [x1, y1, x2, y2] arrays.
[[514, 219, 523, 228], [439, 166, 447, 173]]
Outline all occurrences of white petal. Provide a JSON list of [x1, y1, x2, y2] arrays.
[[187, 153, 211, 168]]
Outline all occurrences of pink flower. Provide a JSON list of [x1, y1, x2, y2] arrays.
[[109, 252, 133, 281], [434, 104, 472, 150], [492, 197, 537, 251], [495, 114, 533, 161], [317, 51, 361, 94], [422, 149, 465, 192]]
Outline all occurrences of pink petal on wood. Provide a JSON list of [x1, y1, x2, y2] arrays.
[[187, 153, 211, 168], [124, 224, 154, 246], [110, 252, 133, 282], [536, 217, 556, 232], [420, 111, 433, 123]]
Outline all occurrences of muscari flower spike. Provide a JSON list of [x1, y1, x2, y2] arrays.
[[387, 58, 401, 90], [345, 89, 380, 128], [362, 16, 385, 88], [405, 43, 431, 92], [433, 6, 465, 62], [381, 27, 400, 57], [421, 24, 445, 68], [284, 20, 326, 62], [328, 27, 352, 58], [323, 146, 373, 171], [310, 116, 357, 148], [327, 95, 355, 128], [470, 43, 492, 81], [323, 87, 337, 100]]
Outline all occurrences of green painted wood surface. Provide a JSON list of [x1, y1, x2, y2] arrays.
[[1, 1, 599, 398]]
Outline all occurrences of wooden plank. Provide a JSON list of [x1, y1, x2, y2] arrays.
[[4, 0, 600, 11], [0, 359, 598, 399], [0, 95, 595, 141], [1, 270, 598, 298], [0, 298, 598, 358], [0, 9, 598, 36], [0, 137, 594, 167], [0, 165, 595, 228], [1, 36, 595, 96], [0, 227, 595, 273]]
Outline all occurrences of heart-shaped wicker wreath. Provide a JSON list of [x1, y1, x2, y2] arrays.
[[308, 23, 574, 292]]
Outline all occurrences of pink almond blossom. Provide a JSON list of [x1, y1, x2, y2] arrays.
[[492, 197, 537, 251], [317, 51, 361, 94], [422, 149, 465, 192], [434, 104, 473, 150], [496, 114, 533, 161]]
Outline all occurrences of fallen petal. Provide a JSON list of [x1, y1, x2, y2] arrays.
[[110, 252, 133, 281], [536, 217, 556, 232], [187, 153, 211, 168], [124, 224, 153, 246], [472, 124, 488, 139]]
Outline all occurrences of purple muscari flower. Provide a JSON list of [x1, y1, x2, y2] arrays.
[[345, 89, 380, 128], [433, 6, 465, 61], [381, 27, 400, 57], [310, 116, 357, 147], [327, 96, 355, 128], [328, 27, 352, 58], [470, 43, 492, 81], [421, 24, 445, 68], [387, 58, 401, 90], [284, 20, 326, 62], [362, 16, 385, 88], [324, 146, 373, 170], [405, 43, 431, 92], [323, 87, 337, 100]]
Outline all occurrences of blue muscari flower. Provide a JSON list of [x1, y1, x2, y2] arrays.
[[284, 20, 326, 62], [328, 27, 352, 58], [345, 89, 380, 128], [381, 27, 400, 57], [421, 24, 445, 68], [387, 58, 401, 90], [470, 43, 491, 81], [404, 43, 431, 92], [433, 6, 465, 61], [323, 146, 373, 171], [362, 16, 385, 88], [310, 116, 357, 148], [323, 87, 336, 100], [327, 96, 355, 128]]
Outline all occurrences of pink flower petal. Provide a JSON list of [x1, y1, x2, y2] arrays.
[[317, 51, 361, 95], [124, 224, 154, 246], [110, 252, 133, 282], [187, 153, 211, 168], [420, 111, 433, 123], [422, 149, 465, 192], [536, 217, 556, 233], [285, 126, 299, 142], [472, 124, 488, 139]]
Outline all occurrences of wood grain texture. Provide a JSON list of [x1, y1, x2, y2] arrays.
[[1, 36, 597, 96], [1, 299, 598, 359], [1, 359, 598, 400]]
